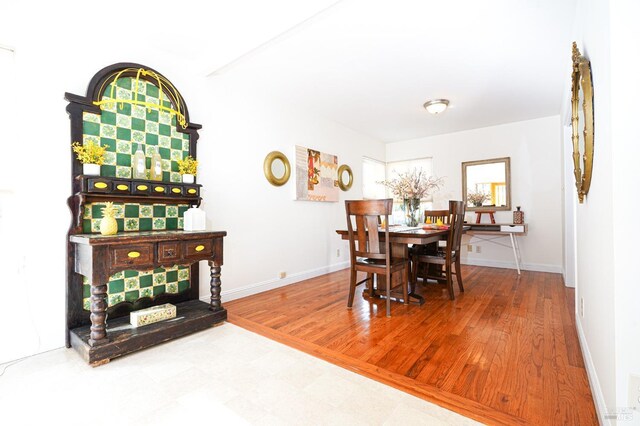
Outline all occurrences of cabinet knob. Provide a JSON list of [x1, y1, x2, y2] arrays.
[[128, 251, 141, 258], [166, 249, 175, 256], [195, 245, 205, 252]]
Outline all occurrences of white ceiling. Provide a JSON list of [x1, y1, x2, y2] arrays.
[[166, 0, 578, 143]]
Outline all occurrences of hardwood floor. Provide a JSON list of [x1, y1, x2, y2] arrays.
[[226, 266, 597, 425]]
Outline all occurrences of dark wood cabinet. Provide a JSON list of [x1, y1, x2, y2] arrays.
[[65, 63, 227, 366], [69, 230, 226, 365]]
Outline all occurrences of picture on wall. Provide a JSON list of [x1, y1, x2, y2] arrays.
[[295, 145, 339, 202]]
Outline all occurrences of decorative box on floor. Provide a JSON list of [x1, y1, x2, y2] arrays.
[[65, 63, 227, 366], [130, 303, 177, 327]]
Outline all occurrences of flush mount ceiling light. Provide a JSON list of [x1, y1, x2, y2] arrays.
[[423, 99, 449, 115]]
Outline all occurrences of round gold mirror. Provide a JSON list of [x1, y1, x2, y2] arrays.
[[337, 164, 353, 191], [263, 151, 291, 186], [571, 42, 594, 203]]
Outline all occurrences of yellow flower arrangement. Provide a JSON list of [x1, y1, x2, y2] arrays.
[[177, 156, 198, 175], [71, 141, 107, 165]]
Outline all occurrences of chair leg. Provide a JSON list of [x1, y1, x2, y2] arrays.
[[385, 270, 391, 317], [348, 268, 357, 308], [367, 273, 375, 297], [446, 262, 455, 300], [403, 266, 409, 305], [455, 256, 464, 292]]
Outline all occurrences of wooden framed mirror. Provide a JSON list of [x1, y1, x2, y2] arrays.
[[571, 42, 594, 203], [462, 157, 511, 211], [263, 151, 291, 186], [337, 164, 353, 191]]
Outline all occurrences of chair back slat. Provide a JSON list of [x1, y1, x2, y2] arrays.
[[365, 215, 380, 253]]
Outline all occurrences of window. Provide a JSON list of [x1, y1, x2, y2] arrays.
[[362, 157, 386, 199], [362, 156, 435, 224]]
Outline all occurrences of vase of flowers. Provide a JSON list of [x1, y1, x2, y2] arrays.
[[402, 197, 422, 226], [467, 190, 489, 207], [379, 168, 444, 226], [72, 141, 107, 176], [177, 155, 198, 184]]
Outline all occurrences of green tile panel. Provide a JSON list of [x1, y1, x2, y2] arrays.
[[82, 265, 190, 310], [81, 77, 191, 182], [83, 202, 187, 233]]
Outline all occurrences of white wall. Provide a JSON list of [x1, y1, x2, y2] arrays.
[[196, 75, 384, 301], [611, 0, 640, 419], [0, 3, 383, 363], [567, 0, 616, 422], [386, 116, 563, 273], [567, 0, 640, 423]]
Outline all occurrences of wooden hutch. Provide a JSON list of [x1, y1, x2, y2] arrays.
[[65, 63, 226, 365]]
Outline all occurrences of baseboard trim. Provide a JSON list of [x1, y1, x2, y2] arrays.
[[461, 258, 562, 273], [218, 262, 350, 302], [575, 315, 609, 425]]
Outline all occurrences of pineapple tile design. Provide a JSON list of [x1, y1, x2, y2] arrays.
[[82, 265, 190, 310], [82, 202, 189, 233], [81, 77, 191, 183]]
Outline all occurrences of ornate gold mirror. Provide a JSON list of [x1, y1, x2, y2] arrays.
[[462, 157, 511, 211], [263, 151, 291, 186], [571, 42, 594, 203], [337, 164, 353, 191]]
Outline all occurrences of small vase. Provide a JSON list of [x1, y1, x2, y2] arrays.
[[513, 206, 524, 224], [83, 163, 100, 176], [402, 197, 421, 227], [182, 173, 194, 184]]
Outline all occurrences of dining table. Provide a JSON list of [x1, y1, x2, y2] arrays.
[[335, 225, 450, 304]]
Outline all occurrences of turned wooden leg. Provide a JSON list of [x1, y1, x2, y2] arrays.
[[88, 282, 108, 346], [209, 262, 223, 311]]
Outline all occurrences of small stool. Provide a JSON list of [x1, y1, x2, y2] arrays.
[[475, 210, 496, 224]]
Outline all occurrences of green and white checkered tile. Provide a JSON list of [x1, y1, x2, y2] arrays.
[[81, 77, 190, 183], [82, 202, 189, 233], [82, 265, 191, 310]]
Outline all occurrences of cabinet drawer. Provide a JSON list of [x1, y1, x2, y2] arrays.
[[184, 240, 213, 259], [152, 184, 168, 194], [184, 186, 199, 197], [111, 245, 154, 268], [132, 183, 151, 195], [113, 180, 131, 194], [500, 225, 525, 233], [88, 178, 111, 193], [169, 186, 183, 196], [158, 242, 181, 262]]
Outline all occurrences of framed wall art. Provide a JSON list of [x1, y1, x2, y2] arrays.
[[295, 145, 339, 202]]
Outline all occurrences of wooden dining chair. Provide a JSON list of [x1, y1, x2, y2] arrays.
[[345, 199, 410, 317], [411, 200, 466, 300], [409, 208, 450, 278]]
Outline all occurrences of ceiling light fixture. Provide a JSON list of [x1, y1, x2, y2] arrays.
[[423, 99, 449, 115]]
